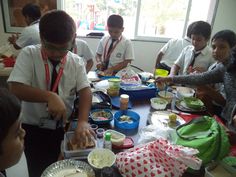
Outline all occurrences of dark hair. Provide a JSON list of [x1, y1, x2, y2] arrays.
[[107, 14, 123, 28], [39, 10, 76, 44], [22, 3, 41, 21], [211, 30, 236, 48], [186, 22, 195, 38], [0, 88, 21, 154], [190, 21, 211, 40]]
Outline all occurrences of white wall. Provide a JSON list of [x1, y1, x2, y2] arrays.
[[1, 0, 236, 72]]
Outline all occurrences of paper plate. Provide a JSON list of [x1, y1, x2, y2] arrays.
[[41, 159, 95, 177], [148, 111, 185, 129]]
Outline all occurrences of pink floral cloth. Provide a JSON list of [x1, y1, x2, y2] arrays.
[[116, 139, 202, 177]]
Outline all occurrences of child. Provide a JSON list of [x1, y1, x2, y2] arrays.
[[156, 30, 236, 131], [96, 14, 135, 76], [0, 88, 26, 176], [169, 21, 215, 76], [7, 10, 93, 177], [8, 3, 41, 49], [154, 21, 194, 72]]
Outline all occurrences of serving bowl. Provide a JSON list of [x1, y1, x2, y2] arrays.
[[90, 109, 113, 124], [176, 86, 195, 99], [150, 97, 168, 110], [158, 91, 174, 103], [88, 148, 116, 170]]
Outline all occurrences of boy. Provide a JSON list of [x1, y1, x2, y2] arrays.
[[169, 21, 215, 76], [8, 10, 93, 177], [0, 88, 26, 176], [72, 39, 94, 73], [96, 14, 134, 76], [8, 3, 41, 49], [154, 22, 194, 72]]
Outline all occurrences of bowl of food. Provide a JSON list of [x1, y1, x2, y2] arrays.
[[150, 97, 168, 110], [183, 97, 205, 110], [88, 148, 116, 170], [90, 109, 113, 124], [176, 86, 195, 99], [105, 129, 126, 146], [114, 110, 140, 130], [158, 91, 174, 103]]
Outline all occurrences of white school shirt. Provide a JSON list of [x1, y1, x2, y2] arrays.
[[160, 37, 191, 67], [74, 39, 94, 63], [7, 45, 90, 126], [16, 20, 40, 48], [0, 172, 4, 177], [96, 35, 134, 67], [175, 45, 214, 75]]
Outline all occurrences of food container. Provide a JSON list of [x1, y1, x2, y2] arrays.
[[63, 131, 97, 159], [88, 148, 116, 170], [176, 86, 195, 99], [105, 129, 126, 146], [90, 109, 113, 125], [107, 78, 121, 97], [154, 69, 169, 78], [150, 97, 168, 110], [158, 91, 174, 103], [114, 110, 140, 130]]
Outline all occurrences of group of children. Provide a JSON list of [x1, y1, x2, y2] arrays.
[[1, 2, 236, 177]]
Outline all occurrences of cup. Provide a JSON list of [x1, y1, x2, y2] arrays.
[[96, 128, 105, 138], [120, 94, 129, 110], [90, 124, 98, 131], [107, 78, 121, 97]]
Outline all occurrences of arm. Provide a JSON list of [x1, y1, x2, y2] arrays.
[[8, 34, 21, 50], [95, 53, 103, 70], [85, 59, 94, 73], [154, 52, 164, 72], [8, 82, 67, 122], [169, 64, 180, 76], [105, 59, 132, 75]]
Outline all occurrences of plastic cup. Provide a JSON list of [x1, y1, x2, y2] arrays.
[[96, 128, 105, 138], [107, 78, 121, 97], [90, 124, 98, 131]]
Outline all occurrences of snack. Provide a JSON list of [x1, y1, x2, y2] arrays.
[[169, 113, 177, 123], [119, 115, 133, 123], [68, 136, 95, 150], [91, 110, 112, 121]]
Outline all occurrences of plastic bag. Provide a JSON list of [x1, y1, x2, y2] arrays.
[[116, 138, 202, 177], [116, 64, 141, 88]]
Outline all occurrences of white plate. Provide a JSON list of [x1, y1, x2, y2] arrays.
[[148, 111, 185, 129], [41, 159, 95, 177]]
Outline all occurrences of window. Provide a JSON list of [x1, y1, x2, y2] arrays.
[[60, 0, 218, 41]]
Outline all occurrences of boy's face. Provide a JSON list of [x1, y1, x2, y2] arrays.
[[41, 38, 75, 61], [0, 120, 25, 170], [191, 34, 209, 51], [108, 27, 124, 40], [211, 38, 231, 63]]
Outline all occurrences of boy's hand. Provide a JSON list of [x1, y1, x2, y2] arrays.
[[96, 63, 104, 71], [104, 68, 113, 76], [8, 34, 19, 44], [47, 92, 67, 123]]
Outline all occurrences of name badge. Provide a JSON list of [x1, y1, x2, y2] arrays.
[[39, 117, 57, 130]]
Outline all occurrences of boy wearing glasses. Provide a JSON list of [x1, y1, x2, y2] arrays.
[[8, 10, 94, 177]]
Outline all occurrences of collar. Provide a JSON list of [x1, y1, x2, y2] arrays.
[[193, 45, 209, 56], [184, 37, 191, 43], [30, 19, 40, 26]]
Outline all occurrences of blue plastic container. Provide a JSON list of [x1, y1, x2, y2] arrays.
[[114, 110, 140, 130], [90, 109, 113, 125]]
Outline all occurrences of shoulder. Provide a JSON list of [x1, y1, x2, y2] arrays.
[[201, 45, 212, 55], [76, 39, 88, 46], [19, 45, 41, 56]]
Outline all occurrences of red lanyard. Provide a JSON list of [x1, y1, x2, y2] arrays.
[[103, 37, 122, 61], [41, 49, 67, 92]]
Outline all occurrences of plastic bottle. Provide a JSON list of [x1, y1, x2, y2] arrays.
[[103, 132, 112, 150], [120, 94, 129, 110]]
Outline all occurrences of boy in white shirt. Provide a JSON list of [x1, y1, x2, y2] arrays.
[[8, 3, 41, 49], [96, 14, 135, 76], [169, 21, 215, 76]]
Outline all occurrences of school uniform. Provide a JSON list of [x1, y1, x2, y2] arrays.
[[16, 20, 40, 48], [96, 35, 134, 68], [175, 45, 215, 75], [159, 37, 191, 68], [7, 45, 90, 177], [74, 39, 94, 63]]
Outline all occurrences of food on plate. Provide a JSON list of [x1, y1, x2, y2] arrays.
[[91, 110, 112, 121], [67, 136, 95, 150], [168, 113, 177, 123], [119, 115, 133, 123], [183, 97, 204, 110]]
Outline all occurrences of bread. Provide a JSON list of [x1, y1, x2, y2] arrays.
[[67, 136, 95, 150]]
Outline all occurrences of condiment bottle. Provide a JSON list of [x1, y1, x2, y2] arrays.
[[120, 94, 129, 110], [103, 132, 112, 150]]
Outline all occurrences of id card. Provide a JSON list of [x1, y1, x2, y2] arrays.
[[39, 117, 57, 130]]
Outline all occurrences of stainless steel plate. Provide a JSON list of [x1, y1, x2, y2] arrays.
[[41, 159, 95, 177]]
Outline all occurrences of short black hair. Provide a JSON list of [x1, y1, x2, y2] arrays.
[[211, 30, 236, 48], [107, 14, 123, 28], [190, 21, 212, 40], [39, 10, 76, 44], [0, 88, 21, 155], [186, 22, 195, 38], [22, 3, 41, 21]]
